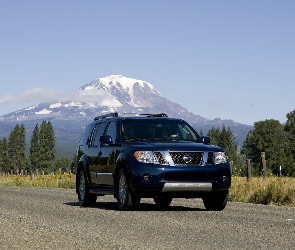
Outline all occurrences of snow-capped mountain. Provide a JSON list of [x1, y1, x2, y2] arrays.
[[0, 75, 252, 155], [0, 75, 210, 124]]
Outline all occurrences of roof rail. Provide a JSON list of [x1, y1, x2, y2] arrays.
[[94, 112, 118, 120], [94, 112, 168, 120], [119, 113, 168, 117], [139, 113, 168, 117]]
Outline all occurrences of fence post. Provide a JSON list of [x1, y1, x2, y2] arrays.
[[59, 168, 62, 179], [247, 159, 251, 181], [261, 152, 267, 178], [279, 166, 282, 177], [230, 161, 233, 174]]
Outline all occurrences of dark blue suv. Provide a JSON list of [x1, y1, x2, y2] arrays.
[[76, 113, 231, 210]]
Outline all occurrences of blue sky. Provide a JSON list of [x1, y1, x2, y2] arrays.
[[0, 1, 294, 126]]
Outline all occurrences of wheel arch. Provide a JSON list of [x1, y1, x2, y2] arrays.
[[113, 160, 126, 199], [76, 154, 91, 194]]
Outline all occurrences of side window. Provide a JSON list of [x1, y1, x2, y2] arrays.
[[88, 124, 99, 146], [93, 122, 107, 146], [79, 124, 95, 145], [104, 121, 117, 143]]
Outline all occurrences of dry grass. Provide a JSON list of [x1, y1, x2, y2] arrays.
[[0, 172, 75, 189], [229, 176, 295, 207]]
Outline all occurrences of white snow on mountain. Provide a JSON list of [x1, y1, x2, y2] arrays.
[[84, 75, 157, 93], [80, 75, 162, 108], [0, 75, 210, 125], [36, 109, 52, 115], [50, 103, 62, 108], [63, 101, 83, 108], [25, 105, 37, 110]]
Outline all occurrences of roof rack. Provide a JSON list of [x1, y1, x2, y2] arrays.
[[94, 112, 168, 120], [119, 113, 168, 117], [94, 112, 118, 120], [139, 113, 168, 117]]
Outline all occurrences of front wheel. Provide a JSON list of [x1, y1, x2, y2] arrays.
[[202, 191, 228, 211], [116, 168, 140, 210], [78, 169, 97, 207]]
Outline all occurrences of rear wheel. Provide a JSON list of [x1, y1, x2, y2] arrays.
[[116, 168, 140, 210], [154, 196, 173, 208], [202, 191, 228, 211], [78, 169, 97, 207]]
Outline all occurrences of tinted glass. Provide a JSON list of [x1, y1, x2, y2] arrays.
[[121, 119, 202, 142], [79, 123, 95, 145]]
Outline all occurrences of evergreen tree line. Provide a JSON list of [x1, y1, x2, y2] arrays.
[[0, 120, 70, 174], [204, 109, 295, 177]]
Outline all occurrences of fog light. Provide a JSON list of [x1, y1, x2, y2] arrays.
[[143, 174, 151, 182]]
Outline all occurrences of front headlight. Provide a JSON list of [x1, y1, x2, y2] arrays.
[[134, 151, 156, 163], [214, 152, 227, 164]]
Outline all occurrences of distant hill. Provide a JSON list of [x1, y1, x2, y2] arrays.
[[0, 75, 252, 157]]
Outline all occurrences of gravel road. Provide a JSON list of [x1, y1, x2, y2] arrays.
[[0, 186, 294, 250]]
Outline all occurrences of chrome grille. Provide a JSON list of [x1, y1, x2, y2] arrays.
[[169, 152, 203, 165], [154, 152, 169, 165]]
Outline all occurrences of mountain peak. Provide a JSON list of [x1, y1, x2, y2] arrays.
[[80, 75, 158, 94], [0, 75, 244, 129]]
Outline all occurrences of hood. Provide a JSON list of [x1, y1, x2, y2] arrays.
[[125, 141, 223, 152]]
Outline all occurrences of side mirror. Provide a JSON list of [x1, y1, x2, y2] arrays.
[[201, 136, 210, 144], [99, 135, 113, 144]]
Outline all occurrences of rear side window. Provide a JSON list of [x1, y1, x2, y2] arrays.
[[92, 122, 107, 146], [79, 124, 96, 145]]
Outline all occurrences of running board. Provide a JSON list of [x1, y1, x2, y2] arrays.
[[89, 188, 113, 195]]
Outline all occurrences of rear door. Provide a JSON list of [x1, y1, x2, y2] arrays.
[[87, 122, 107, 185], [96, 121, 118, 185]]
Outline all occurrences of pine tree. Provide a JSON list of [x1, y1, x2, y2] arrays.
[[46, 121, 55, 163], [39, 121, 56, 173], [0, 139, 3, 172], [30, 124, 40, 171], [207, 125, 243, 175], [284, 110, 295, 176], [8, 124, 19, 172], [7, 124, 26, 173], [207, 125, 238, 162], [285, 110, 295, 157], [0, 138, 11, 172], [18, 124, 26, 170]]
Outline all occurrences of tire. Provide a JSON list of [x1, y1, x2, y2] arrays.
[[202, 191, 228, 211], [154, 196, 173, 208], [116, 168, 140, 210], [78, 169, 97, 207]]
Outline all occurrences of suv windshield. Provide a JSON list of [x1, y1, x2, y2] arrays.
[[121, 118, 202, 142]]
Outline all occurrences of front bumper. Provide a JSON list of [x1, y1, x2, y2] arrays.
[[127, 161, 231, 197]]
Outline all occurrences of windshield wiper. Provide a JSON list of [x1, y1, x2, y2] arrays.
[[124, 138, 149, 142]]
